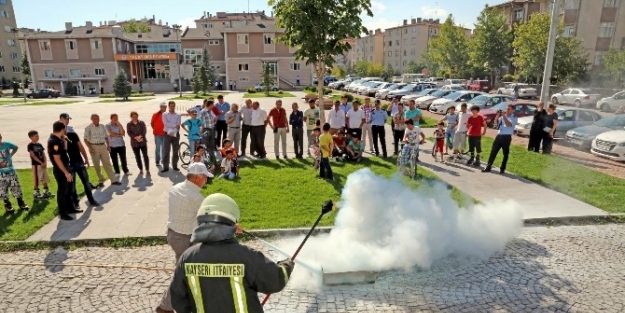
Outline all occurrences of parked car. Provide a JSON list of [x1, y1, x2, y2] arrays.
[[443, 79, 466, 86], [375, 83, 405, 99], [401, 89, 438, 107], [596, 90, 625, 112], [362, 82, 392, 97], [551, 88, 602, 108], [254, 83, 279, 91], [429, 91, 483, 114], [332, 77, 360, 90], [427, 77, 445, 86], [27, 89, 61, 99], [455, 94, 513, 111], [514, 107, 601, 138], [440, 84, 465, 91], [564, 115, 625, 150], [345, 80, 367, 93], [591, 129, 625, 161], [497, 83, 538, 99], [415, 90, 455, 109], [312, 76, 338, 86], [353, 81, 376, 94], [479, 101, 538, 128], [468, 80, 492, 93], [357, 81, 384, 95], [388, 83, 435, 100]]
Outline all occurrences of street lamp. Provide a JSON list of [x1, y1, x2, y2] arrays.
[[172, 24, 183, 97], [10, 28, 26, 103]]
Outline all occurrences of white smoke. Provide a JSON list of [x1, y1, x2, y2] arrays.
[[272, 168, 523, 290]]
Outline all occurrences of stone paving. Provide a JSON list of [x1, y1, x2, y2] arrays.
[[1, 224, 625, 312]]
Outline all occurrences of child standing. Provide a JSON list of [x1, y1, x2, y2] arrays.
[[219, 149, 239, 180], [310, 127, 321, 169], [318, 123, 334, 180], [433, 122, 446, 162], [466, 105, 487, 167], [27, 131, 53, 199], [0, 133, 29, 213], [441, 106, 458, 155], [182, 111, 202, 157]]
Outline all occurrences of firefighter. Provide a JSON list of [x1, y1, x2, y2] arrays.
[[169, 193, 294, 313]]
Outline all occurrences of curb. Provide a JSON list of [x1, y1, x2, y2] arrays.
[[1, 216, 623, 252]]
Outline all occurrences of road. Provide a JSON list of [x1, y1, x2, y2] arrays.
[[0, 224, 623, 312]]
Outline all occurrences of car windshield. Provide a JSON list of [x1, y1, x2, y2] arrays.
[[469, 95, 489, 104], [580, 89, 597, 94], [450, 79, 463, 84], [418, 89, 434, 96], [491, 102, 511, 111], [443, 91, 462, 100], [431, 90, 448, 97], [594, 115, 625, 127], [387, 84, 399, 90], [401, 85, 415, 91]]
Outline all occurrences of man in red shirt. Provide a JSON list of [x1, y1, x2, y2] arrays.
[[267, 99, 289, 159], [332, 131, 347, 161], [150, 102, 167, 166], [465, 105, 487, 167]]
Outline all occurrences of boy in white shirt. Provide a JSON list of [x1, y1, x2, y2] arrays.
[[400, 119, 425, 170], [451, 102, 470, 161], [219, 149, 239, 180]]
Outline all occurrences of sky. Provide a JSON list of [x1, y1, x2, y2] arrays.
[[14, 0, 505, 32]]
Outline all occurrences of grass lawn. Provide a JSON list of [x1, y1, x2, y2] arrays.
[[480, 136, 625, 213], [0, 168, 97, 241], [96, 98, 155, 103], [168, 93, 225, 101], [202, 158, 469, 230], [243, 91, 296, 98]]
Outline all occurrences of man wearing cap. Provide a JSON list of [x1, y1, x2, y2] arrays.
[[151, 103, 167, 166], [169, 193, 295, 313], [156, 162, 210, 313], [59, 113, 99, 208]]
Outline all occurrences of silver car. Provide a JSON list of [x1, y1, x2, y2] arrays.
[[551, 88, 602, 108], [514, 108, 602, 138], [497, 83, 538, 99], [376, 83, 404, 99]]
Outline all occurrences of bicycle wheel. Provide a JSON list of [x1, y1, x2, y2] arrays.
[[396, 150, 403, 172], [179, 142, 191, 165], [409, 153, 417, 180]]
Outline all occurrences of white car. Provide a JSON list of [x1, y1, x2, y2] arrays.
[[360, 82, 389, 96], [345, 80, 366, 93], [440, 84, 465, 91], [356, 81, 381, 94], [415, 90, 455, 109], [429, 91, 484, 114], [590, 129, 625, 161], [551, 88, 602, 108], [401, 89, 438, 107], [497, 83, 538, 99], [443, 79, 466, 86], [375, 83, 405, 99], [596, 90, 625, 112]]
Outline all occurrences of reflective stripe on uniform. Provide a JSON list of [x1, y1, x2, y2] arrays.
[[187, 276, 206, 313], [279, 264, 290, 285], [230, 276, 248, 313]]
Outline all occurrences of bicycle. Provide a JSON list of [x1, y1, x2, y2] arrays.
[[397, 141, 422, 180], [179, 131, 210, 166]]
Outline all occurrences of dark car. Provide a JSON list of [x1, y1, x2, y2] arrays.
[[312, 76, 338, 86], [565, 115, 625, 150], [468, 80, 492, 93], [479, 101, 538, 128], [27, 89, 61, 99]]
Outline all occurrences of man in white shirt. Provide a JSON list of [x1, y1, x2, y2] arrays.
[[156, 162, 210, 313], [452, 102, 470, 160], [162, 101, 181, 172], [250, 101, 268, 158], [327, 101, 346, 135], [346, 100, 365, 139]]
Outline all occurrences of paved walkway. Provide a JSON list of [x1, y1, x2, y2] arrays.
[[4, 225, 625, 312], [0, 92, 605, 241]]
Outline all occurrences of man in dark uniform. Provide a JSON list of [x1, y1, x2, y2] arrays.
[[59, 113, 99, 208], [48, 121, 79, 221]]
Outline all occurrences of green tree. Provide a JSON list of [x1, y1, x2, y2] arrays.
[[199, 64, 209, 95], [383, 64, 396, 80], [420, 50, 440, 76], [201, 47, 216, 92], [331, 66, 347, 78], [269, 0, 372, 124], [512, 12, 588, 84], [122, 20, 150, 33], [469, 5, 512, 83], [192, 70, 202, 94], [113, 69, 132, 100], [21, 54, 30, 77], [405, 61, 425, 74], [601, 49, 625, 86], [429, 15, 470, 77], [261, 62, 274, 95], [354, 60, 371, 77]]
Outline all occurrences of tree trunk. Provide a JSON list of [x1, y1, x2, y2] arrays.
[[316, 64, 326, 125]]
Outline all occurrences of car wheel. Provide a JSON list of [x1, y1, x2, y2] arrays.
[[600, 103, 612, 112], [48, 95, 52, 99], [574, 100, 582, 108], [551, 97, 558, 104], [497, 90, 502, 94]]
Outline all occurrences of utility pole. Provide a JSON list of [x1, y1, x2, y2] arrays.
[[173, 24, 183, 98], [540, 0, 560, 103], [11, 28, 26, 103]]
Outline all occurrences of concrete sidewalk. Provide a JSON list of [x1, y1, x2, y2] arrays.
[[21, 94, 608, 241]]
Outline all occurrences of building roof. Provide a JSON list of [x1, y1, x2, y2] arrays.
[[122, 28, 181, 43], [194, 11, 273, 22], [220, 24, 284, 33], [491, 0, 530, 8], [20, 26, 116, 39], [182, 27, 224, 40]]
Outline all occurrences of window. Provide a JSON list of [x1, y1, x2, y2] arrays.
[[290, 63, 301, 70], [387, 51, 392, 56], [0, 66, 4, 72], [184, 49, 202, 66], [565, 0, 579, 9], [264, 34, 274, 45], [44, 70, 55, 78], [237, 34, 249, 44], [0, 52, 3, 58], [95, 68, 105, 76], [599, 23, 614, 37], [395, 40, 400, 45], [238, 64, 249, 71], [388, 41, 392, 46], [69, 69, 80, 77], [3, 25, 10, 32], [395, 51, 399, 56], [92, 40, 100, 49], [67, 40, 76, 50], [411, 38, 416, 45], [6, 38, 14, 46], [39, 41, 50, 51], [0, 11, 9, 18], [12, 66, 20, 73], [594, 52, 605, 65], [563, 26, 575, 37], [603, 0, 619, 7], [403, 50, 407, 56], [402, 60, 407, 66], [209, 40, 219, 45], [9, 52, 17, 59], [0, 0, 5, 4], [135, 43, 180, 53], [514, 9, 524, 20]]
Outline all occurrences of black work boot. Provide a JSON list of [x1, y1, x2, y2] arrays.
[[473, 156, 481, 167], [17, 198, 29, 210], [4, 200, 14, 214], [466, 155, 474, 165]]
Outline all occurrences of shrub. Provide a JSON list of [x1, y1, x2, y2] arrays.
[[342, 94, 354, 102], [246, 88, 257, 94], [381, 103, 389, 110], [304, 85, 317, 93], [502, 74, 516, 82], [323, 88, 333, 95], [277, 90, 284, 95]]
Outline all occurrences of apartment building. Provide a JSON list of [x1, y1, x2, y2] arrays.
[[353, 29, 384, 65], [492, 0, 625, 68], [0, 0, 22, 82], [335, 38, 355, 67], [19, 11, 313, 94]]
